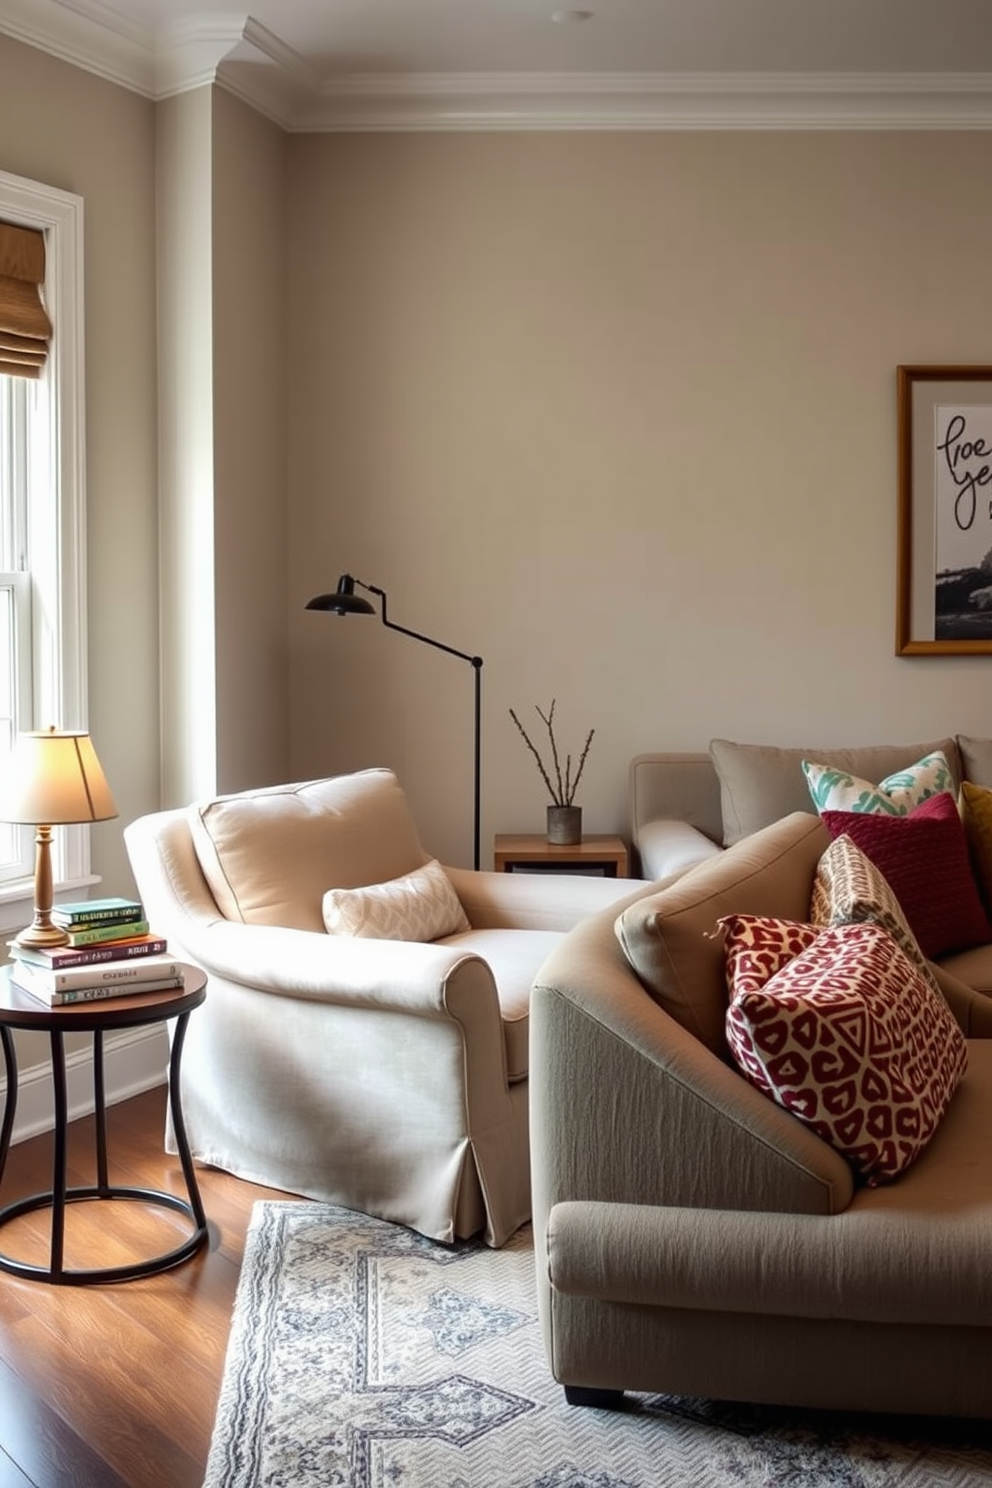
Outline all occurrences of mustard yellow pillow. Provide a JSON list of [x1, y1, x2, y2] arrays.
[[961, 780, 992, 914]]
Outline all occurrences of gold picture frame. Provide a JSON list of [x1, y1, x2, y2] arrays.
[[897, 364, 992, 655]]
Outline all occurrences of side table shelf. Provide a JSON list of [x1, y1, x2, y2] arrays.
[[0, 964, 209, 1286], [493, 833, 629, 877]]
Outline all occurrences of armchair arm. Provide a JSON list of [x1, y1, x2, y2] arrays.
[[445, 865, 650, 932], [168, 913, 499, 1016]]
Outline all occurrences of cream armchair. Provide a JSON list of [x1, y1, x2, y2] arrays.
[[124, 768, 642, 1247]]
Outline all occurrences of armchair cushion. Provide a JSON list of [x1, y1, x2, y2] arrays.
[[188, 768, 428, 931], [322, 857, 470, 941], [723, 916, 968, 1185]]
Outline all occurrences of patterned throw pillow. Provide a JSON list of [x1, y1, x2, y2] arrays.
[[322, 858, 470, 941], [810, 832, 942, 995], [802, 750, 953, 817], [821, 792, 992, 960], [721, 915, 968, 1185]]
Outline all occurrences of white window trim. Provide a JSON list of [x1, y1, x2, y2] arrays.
[[0, 170, 93, 926]]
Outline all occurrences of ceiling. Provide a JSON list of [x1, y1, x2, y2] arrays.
[[1, 0, 992, 130]]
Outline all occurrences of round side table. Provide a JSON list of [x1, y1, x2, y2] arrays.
[[0, 962, 208, 1285]]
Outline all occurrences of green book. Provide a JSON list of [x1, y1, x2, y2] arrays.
[[64, 918, 150, 946]]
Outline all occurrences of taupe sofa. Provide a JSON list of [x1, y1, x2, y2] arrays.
[[530, 811, 992, 1417]]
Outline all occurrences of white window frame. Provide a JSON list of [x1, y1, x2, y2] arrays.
[[0, 169, 90, 924]]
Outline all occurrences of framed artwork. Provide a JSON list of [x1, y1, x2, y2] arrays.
[[897, 364, 992, 655]]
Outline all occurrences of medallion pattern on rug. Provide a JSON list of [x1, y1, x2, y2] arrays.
[[203, 1201, 992, 1488]]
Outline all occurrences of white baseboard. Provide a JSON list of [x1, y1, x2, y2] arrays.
[[2, 1026, 169, 1145]]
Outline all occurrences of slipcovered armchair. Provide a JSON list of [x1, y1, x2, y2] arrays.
[[124, 768, 643, 1247]]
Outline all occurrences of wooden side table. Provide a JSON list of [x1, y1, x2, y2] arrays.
[[0, 964, 209, 1285], [493, 833, 629, 877]]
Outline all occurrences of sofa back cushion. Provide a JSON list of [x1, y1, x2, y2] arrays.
[[614, 811, 828, 1054], [710, 736, 962, 846], [188, 768, 429, 930]]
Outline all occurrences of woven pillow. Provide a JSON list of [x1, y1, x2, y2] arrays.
[[810, 833, 942, 996], [722, 915, 968, 1185], [322, 858, 470, 941], [821, 792, 992, 960], [802, 750, 953, 817]]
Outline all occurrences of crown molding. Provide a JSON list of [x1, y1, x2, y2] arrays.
[[1, 0, 992, 131], [287, 71, 992, 133]]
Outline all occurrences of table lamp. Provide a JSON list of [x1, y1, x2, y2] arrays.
[[0, 728, 118, 949], [306, 574, 484, 870]]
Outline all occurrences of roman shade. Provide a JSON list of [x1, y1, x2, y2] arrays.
[[0, 222, 51, 379]]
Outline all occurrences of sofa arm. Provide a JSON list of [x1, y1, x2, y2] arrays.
[[634, 819, 723, 880], [546, 1199, 992, 1327], [445, 866, 651, 932], [530, 905, 854, 1223]]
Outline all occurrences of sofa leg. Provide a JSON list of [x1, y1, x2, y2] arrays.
[[564, 1385, 627, 1410]]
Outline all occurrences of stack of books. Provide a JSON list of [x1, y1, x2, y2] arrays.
[[7, 896, 184, 1006]]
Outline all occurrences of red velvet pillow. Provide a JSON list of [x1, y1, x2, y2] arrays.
[[821, 791, 991, 960]]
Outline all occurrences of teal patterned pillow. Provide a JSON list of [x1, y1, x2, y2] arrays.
[[802, 750, 953, 817]]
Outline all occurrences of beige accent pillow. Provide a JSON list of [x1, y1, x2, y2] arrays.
[[615, 811, 828, 1055], [810, 833, 942, 998], [958, 735, 992, 790], [323, 858, 470, 941], [710, 737, 962, 847], [189, 768, 429, 931]]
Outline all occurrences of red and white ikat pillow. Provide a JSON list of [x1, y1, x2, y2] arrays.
[[721, 914, 968, 1186]]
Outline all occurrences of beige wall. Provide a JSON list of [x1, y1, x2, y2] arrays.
[[211, 88, 289, 793], [287, 131, 992, 868]]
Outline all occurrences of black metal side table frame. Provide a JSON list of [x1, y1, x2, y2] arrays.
[[0, 966, 208, 1285]]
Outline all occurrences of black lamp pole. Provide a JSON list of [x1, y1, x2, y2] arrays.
[[306, 574, 484, 871]]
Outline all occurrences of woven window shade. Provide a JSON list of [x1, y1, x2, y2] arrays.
[[0, 222, 51, 379]]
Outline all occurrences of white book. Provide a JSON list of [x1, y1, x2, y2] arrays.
[[9, 952, 184, 993], [11, 970, 185, 1007]]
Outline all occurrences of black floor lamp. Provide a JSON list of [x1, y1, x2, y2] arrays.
[[306, 574, 484, 870]]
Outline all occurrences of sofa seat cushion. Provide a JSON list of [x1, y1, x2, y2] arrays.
[[615, 812, 828, 1055], [722, 916, 968, 1185], [938, 941, 992, 997], [710, 737, 961, 847], [189, 769, 428, 931], [439, 927, 561, 1083]]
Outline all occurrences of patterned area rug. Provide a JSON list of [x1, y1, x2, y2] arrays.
[[204, 1200, 992, 1488]]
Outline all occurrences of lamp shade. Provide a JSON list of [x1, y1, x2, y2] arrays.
[[305, 574, 376, 616], [0, 729, 118, 825]]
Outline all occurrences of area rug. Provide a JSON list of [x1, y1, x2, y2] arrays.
[[204, 1200, 992, 1488]]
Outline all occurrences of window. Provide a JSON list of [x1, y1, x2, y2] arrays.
[[0, 170, 88, 915]]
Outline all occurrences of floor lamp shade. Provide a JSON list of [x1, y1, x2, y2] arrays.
[[0, 729, 118, 949], [306, 574, 483, 870]]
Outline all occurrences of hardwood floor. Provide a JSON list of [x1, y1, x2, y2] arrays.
[[0, 1084, 287, 1488]]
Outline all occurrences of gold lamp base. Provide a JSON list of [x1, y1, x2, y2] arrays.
[[11, 823, 70, 950]]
